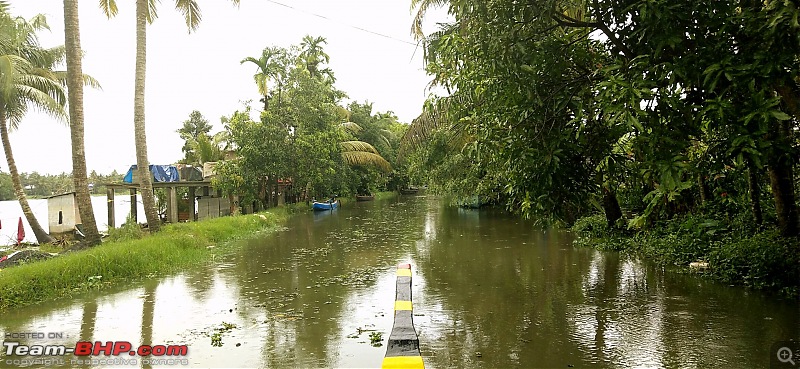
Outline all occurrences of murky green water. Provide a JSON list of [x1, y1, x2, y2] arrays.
[[0, 195, 797, 368]]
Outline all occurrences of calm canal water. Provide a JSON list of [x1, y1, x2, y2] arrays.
[[0, 195, 797, 368]]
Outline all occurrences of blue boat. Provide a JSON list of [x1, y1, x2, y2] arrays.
[[312, 200, 339, 211]]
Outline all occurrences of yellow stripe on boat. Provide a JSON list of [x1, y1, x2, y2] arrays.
[[394, 300, 412, 311], [381, 355, 424, 369]]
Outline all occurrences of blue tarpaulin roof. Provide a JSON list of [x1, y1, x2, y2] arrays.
[[123, 165, 180, 183]]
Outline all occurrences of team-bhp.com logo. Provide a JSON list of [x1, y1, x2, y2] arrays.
[[3, 341, 189, 367]]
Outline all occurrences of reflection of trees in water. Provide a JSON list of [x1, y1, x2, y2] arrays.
[[140, 282, 156, 369], [79, 301, 98, 341], [412, 205, 595, 368], [225, 196, 428, 367]]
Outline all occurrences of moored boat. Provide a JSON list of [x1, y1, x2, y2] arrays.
[[355, 195, 374, 201], [312, 200, 339, 211]]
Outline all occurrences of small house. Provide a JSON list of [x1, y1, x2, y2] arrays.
[[47, 192, 81, 237]]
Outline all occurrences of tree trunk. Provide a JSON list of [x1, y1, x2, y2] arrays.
[[64, 0, 101, 247], [272, 176, 279, 207], [0, 111, 53, 244], [768, 161, 798, 236], [767, 119, 798, 237], [697, 173, 710, 204], [747, 162, 762, 226], [602, 186, 622, 229], [135, 0, 160, 232]]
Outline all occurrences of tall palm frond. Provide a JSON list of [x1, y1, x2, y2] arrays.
[[340, 121, 362, 135], [400, 93, 474, 155], [340, 140, 391, 172], [410, 0, 449, 40], [100, 0, 239, 29], [175, 0, 202, 32], [98, 0, 119, 18], [342, 151, 392, 172], [340, 140, 379, 154]]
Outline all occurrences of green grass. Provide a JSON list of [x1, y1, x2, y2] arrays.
[[0, 211, 287, 311]]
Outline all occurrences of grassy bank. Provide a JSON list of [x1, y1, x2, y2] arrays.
[[0, 210, 287, 311], [571, 213, 800, 297]]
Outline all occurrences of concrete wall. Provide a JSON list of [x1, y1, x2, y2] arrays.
[[47, 194, 80, 234], [197, 196, 231, 220]]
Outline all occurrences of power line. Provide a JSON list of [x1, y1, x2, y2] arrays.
[[263, 0, 419, 47]]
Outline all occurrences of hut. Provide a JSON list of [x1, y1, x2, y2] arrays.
[[46, 192, 81, 238]]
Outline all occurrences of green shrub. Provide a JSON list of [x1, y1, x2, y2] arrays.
[[571, 214, 609, 238], [708, 231, 800, 293], [106, 216, 146, 242]]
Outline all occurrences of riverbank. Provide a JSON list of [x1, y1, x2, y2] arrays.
[[571, 213, 800, 297], [0, 210, 288, 311]]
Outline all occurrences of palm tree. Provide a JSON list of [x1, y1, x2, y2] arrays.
[[0, 9, 67, 244], [299, 35, 330, 79], [240, 46, 285, 112], [100, 0, 240, 233], [63, 0, 101, 246]]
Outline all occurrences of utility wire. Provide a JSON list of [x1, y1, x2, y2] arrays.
[[263, 0, 419, 47]]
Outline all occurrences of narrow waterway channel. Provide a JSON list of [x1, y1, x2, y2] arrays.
[[0, 195, 797, 368]]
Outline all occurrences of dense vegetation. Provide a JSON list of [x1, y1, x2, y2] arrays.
[[210, 37, 407, 206], [404, 0, 800, 293]]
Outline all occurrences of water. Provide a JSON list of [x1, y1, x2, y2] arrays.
[[0, 196, 797, 368], [0, 196, 146, 246]]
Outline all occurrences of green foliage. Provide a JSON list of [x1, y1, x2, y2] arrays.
[[215, 37, 407, 205], [0, 171, 14, 200], [573, 211, 800, 296], [405, 0, 800, 241], [369, 331, 382, 347], [176, 110, 227, 165], [708, 231, 800, 293], [570, 214, 609, 238], [106, 216, 145, 242]]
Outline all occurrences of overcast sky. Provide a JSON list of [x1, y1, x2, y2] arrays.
[[3, 1, 447, 176]]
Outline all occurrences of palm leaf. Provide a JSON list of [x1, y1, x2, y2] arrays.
[[99, 0, 119, 18], [340, 121, 362, 135], [175, 0, 201, 32], [340, 140, 379, 154], [341, 151, 392, 172], [410, 0, 449, 40]]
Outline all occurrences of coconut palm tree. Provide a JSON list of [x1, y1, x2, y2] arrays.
[[99, 0, 240, 233], [0, 9, 67, 244], [63, 0, 101, 246]]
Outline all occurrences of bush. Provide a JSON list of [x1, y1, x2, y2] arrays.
[[571, 214, 609, 238], [708, 231, 800, 294], [573, 211, 799, 297], [106, 217, 146, 242]]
